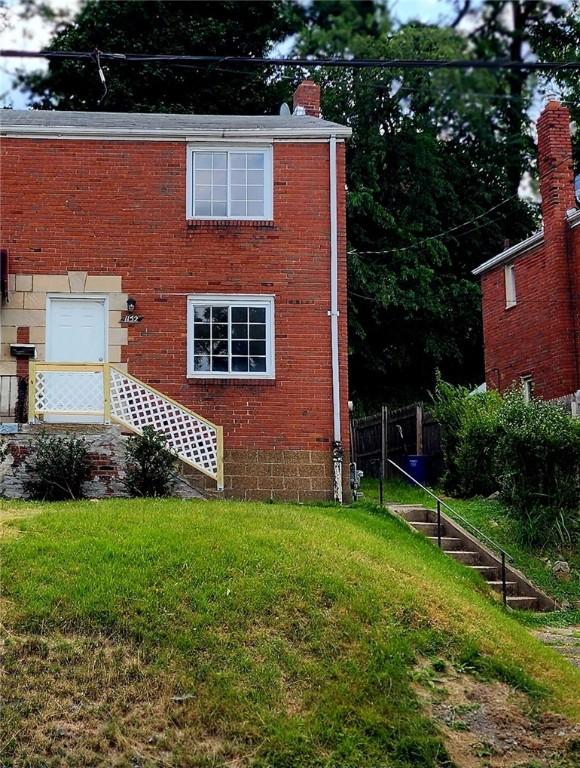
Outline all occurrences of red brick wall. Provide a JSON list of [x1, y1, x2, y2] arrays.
[[1, 138, 350, 462], [481, 101, 579, 400], [481, 234, 579, 398]]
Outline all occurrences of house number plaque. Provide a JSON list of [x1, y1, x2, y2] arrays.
[[121, 314, 143, 324]]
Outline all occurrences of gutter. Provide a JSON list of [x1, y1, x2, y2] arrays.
[[329, 134, 343, 503], [471, 231, 543, 276]]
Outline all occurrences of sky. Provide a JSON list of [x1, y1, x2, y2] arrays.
[[0, 0, 463, 109]]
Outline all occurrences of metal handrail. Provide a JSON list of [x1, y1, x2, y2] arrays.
[[386, 458, 512, 606]]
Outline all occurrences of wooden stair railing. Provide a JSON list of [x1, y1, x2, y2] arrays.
[[28, 361, 224, 490]]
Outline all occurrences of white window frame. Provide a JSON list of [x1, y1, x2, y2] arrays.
[[521, 375, 533, 403], [186, 145, 273, 221], [504, 263, 516, 308], [187, 294, 275, 379]]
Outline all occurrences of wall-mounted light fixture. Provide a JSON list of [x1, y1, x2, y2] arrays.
[[127, 297, 136, 312]]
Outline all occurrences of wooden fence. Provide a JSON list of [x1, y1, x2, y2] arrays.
[[351, 403, 443, 481]]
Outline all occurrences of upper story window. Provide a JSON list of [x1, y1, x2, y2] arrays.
[[187, 146, 273, 220], [504, 263, 516, 308], [187, 294, 275, 379]]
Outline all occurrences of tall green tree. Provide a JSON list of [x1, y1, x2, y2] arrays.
[[16, 0, 302, 114], [296, 4, 537, 406]]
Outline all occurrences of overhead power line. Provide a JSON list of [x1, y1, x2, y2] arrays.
[[1, 49, 580, 71]]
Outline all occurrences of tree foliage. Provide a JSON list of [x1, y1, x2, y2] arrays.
[[16, 0, 301, 114]]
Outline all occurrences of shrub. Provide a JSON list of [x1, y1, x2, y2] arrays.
[[25, 432, 91, 500], [454, 390, 502, 498], [124, 426, 177, 497], [431, 373, 470, 493], [495, 392, 580, 546]]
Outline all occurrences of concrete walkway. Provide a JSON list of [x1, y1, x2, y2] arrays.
[[534, 626, 580, 667]]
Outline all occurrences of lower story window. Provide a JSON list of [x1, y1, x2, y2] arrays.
[[187, 295, 274, 378]]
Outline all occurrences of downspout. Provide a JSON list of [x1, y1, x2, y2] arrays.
[[329, 134, 343, 503]]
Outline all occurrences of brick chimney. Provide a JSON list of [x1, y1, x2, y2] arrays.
[[293, 80, 321, 118], [537, 100, 575, 238]]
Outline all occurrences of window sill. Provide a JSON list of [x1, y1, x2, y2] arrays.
[[187, 219, 275, 230], [505, 302, 517, 310], [187, 376, 276, 387]]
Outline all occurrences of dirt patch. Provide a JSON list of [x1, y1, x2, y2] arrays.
[[0, 505, 43, 539], [0, 630, 240, 767], [415, 661, 580, 768]]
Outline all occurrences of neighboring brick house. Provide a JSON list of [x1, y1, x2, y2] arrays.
[[0, 81, 352, 501], [473, 100, 580, 400]]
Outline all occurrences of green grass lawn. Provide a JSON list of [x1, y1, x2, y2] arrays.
[[359, 477, 580, 624], [1, 497, 579, 767]]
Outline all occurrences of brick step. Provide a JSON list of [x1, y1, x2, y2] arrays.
[[427, 536, 464, 550], [446, 550, 482, 565], [487, 580, 519, 596], [506, 595, 539, 610]]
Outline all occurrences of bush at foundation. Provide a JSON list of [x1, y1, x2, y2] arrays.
[[25, 432, 91, 501], [124, 427, 177, 497]]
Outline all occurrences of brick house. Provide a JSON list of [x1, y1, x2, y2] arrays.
[[0, 81, 353, 501], [473, 100, 580, 400]]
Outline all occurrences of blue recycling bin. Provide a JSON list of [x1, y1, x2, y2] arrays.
[[402, 454, 429, 485]]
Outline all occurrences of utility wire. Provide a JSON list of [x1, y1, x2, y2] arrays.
[[1, 49, 580, 71]]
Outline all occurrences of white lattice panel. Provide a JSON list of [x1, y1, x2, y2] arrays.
[[109, 368, 218, 477], [36, 371, 104, 414]]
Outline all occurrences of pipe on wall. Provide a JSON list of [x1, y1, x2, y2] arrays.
[[329, 134, 343, 503]]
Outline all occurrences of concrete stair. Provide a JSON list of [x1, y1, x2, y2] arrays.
[[389, 504, 555, 612]]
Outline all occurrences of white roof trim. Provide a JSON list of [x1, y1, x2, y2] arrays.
[[472, 231, 544, 276], [0, 125, 351, 141]]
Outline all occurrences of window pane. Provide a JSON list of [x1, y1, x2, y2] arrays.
[[247, 170, 264, 186], [194, 306, 210, 322], [195, 184, 211, 201], [212, 324, 228, 340], [247, 153, 264, 169], [195, 169, 212, 185], [230, 153, 247, 169], [247, 201, 264, 217], [194, 322, 210, 339], [212, 357, 228, 373], [232, 340, 248, 356], [231, 170, 246, 186], [250, 357, 267, 372], [211, 201, 227, 217], [249, 307, 266, 323], [213, 153, 227, 169], [232, 323, 247, 339], [212, 307, 228, 323], [231, 201, 246, 217], [232, 357, 249, 372], [212, 340, 228, 356], [231, 306, 248, 323], [195, 200, 211, 217], [194, 340, 210, 355], [213, 170, 226, 186], [249, 323, 266, 339], [213, 185, 227, 202], [249, 340, 265, 356], [194, 355, 210, 371], [247, 185, 264, 202], [195, 153, 212, 169], [231, 185, 247, 201]]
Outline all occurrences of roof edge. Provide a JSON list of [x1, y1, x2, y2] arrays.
[[0, 124, 352, 141], [471, 231, 544, 277]]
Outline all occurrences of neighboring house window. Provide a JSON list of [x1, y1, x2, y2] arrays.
[[187, 147, 273, 220], [504, 264, 516, 308], [187, 295, 274, 378], [521, 375, 533, 402]]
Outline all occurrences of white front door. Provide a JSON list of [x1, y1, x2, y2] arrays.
[[45, 296, 107, 422]]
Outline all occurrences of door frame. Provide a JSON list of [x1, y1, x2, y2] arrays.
[[45, 293, 109, 363]]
